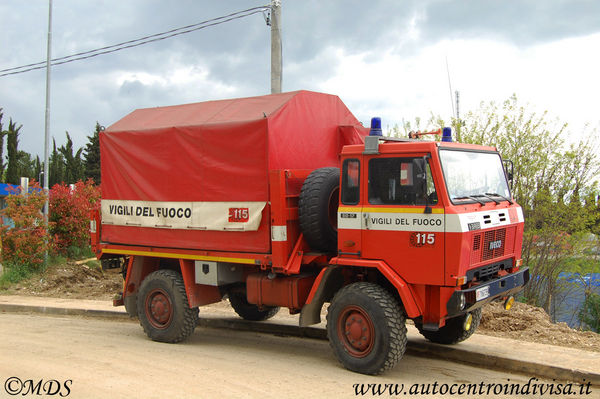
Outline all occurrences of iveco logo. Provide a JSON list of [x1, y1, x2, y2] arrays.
[[489, 240, 502, 250]]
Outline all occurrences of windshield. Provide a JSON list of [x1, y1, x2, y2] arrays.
[[439, 149, 510, 203]]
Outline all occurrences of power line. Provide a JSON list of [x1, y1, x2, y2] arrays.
[[0, 5, 270, 78]]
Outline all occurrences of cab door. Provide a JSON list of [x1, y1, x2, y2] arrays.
[[337, 157, 363, 258], [360, 154, 445, 285]]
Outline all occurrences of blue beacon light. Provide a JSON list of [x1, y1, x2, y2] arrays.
[[369, 117, 383, 136], [441, 127, 452, 142]]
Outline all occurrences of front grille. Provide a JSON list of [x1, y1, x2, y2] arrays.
[[483, 229, 505, 260], [473, 235, 481, 251], [471, 227, 515, 265]]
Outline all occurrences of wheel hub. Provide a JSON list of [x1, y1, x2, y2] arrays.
[[146, 289, 173, 329], [338, 306, 374, 358]]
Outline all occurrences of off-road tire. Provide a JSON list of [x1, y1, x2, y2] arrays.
[[298, 167, 340, 252], [137, 269, 198, 343], [416, 308, 482, 345], [326, 282, 407, 375], [229, 291, 280, 321]]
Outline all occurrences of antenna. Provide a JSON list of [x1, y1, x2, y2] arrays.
[[445, 56, 455, 118], [455, 90, 462, 142]]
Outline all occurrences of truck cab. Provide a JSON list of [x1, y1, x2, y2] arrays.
[[332, 134, 528, 331]]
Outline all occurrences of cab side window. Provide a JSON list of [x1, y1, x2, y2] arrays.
[[341, 159, 360, 205], [368, 157, 438, 205]]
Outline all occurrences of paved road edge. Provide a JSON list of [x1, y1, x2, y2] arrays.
[[1, 302, 597, 385]]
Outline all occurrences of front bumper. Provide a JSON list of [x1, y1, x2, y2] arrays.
[[446, 267, 530, 318]]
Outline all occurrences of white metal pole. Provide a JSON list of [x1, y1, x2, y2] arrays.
[[43, 0, 52, 225], [43, 0, 52, 264]]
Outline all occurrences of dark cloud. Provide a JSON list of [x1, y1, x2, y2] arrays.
[[421, 0, 600, 45], [0, 0, 598, 157]]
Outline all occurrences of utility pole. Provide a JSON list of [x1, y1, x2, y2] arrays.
[[43, 0, 52, 263], [270, 0, 282, 94]]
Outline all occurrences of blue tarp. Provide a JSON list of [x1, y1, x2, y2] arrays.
[[558, 272, 600, 287], [0, 183, 17, 196]]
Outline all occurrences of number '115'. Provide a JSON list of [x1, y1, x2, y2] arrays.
[[415, 233, 435, 245]]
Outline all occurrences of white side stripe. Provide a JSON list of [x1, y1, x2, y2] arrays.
[[101, 200, 266, 231], [339, 211, 444, 232], [339, 207, 523, 233]]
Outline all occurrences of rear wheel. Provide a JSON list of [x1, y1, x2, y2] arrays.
[[416, 308, 482, 345], [228, 290, 280, 321], [326, 282, 407, 375], [137, 269, 198, 343]]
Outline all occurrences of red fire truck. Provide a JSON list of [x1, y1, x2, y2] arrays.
[[91, 90, 528, 375]]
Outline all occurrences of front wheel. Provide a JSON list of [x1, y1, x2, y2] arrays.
[[416, 308, 482, 345], [326, 282, 407, 375], [137, 269, 198, 343]]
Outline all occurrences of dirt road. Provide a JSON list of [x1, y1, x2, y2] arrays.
[[0, 313, 593, 399]]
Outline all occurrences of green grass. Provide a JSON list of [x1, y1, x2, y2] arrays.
[[0, 247, 89, 290], [66, 245, 95, 260], [0, 265, 33, 289], [85, 259, 102, 271]]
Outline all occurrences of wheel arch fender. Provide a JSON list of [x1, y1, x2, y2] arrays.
[[178, 259, 222, 308], [300, 266, 344, 326], [300, 260, 422, 326], [122, 256, 160, 317]]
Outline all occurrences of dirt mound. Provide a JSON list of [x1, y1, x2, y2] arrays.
[[479, 301, 600, 352], [4, 260, 123, 301]]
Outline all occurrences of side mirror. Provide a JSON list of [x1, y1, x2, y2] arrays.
[[503, 159, 514, 189], [412, 157, 432, 214]]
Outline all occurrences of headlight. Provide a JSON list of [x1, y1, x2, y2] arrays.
[[459, 293, 466, 310]]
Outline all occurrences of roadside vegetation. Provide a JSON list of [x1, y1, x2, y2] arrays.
[[0, 179, 100, 289], [0, 108, 101, 290]]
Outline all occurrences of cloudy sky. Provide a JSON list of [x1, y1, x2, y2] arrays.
[[1, 0, 599, 158]]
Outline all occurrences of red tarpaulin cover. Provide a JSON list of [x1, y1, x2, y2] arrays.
[[101, 90, 366, 252]]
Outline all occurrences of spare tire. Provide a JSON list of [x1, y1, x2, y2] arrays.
[[298, 167, 340, 252]]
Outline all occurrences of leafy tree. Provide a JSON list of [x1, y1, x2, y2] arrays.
[[49, 138, 65, 186], [84, 122, 102, 184], [578, 291, 600, 333], [0, 109, 4, 180], [15, 150, 40, 180], [5, 118, 22, 184], [58, 132, 84, 184], [583, 192, 600, 236], [33, 155, 42, 182]]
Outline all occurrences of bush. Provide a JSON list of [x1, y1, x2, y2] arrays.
[[49, 179, 100, 255], [0, 181, 51, 273], [578, 292, 600, 333]]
